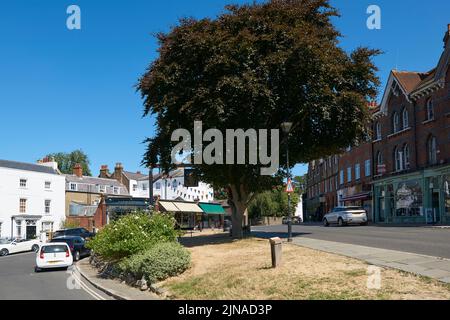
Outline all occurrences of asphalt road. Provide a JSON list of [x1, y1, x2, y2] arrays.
[[0, 252, 112, 300], [252, 224, 450, 259]]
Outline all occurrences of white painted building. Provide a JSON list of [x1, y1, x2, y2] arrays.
[[127, 168, 214, 202], [0, 159, 65, 239]]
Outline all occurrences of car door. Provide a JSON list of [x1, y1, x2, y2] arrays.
[[9, 240, 20, 253], [16, 240, 30, 253]]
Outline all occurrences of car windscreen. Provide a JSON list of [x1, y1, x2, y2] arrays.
[[0, 239, 11, 244], [41, 245, 67, 253]]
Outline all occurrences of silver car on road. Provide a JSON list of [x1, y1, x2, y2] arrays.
[[323, 206, 368, 227]]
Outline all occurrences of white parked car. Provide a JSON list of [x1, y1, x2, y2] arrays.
[[323, 206, 368, 227], [0, 238, 41, 257], [35, 243, 73, 272]]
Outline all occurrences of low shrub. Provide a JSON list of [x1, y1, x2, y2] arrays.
[[118, 242, 191, 284], [87, 212, 180, 260]]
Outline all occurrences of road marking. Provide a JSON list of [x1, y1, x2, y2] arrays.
[[71, 268, 106, 300]]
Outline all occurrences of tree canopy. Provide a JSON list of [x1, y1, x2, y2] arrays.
[[46, 150, 92, 176], [138, 0, 380, 237]]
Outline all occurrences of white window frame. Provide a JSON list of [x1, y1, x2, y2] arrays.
[[113, 187, 119, 194], [339, 170, 344, 185], [19, 179, 27, 188], [99, 185, 106, 193], [355, 164, 361, 181], [347, 167, 352, 182], [393, 112, 400, 133], [19, 198, 27, 213], [402, 107, 409, 129], [45, 200, 51, 214], [365, 159, 371, 177]]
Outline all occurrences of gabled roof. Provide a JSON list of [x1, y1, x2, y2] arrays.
[[0, 159, 59, 175], [392, 70, 430, 94]]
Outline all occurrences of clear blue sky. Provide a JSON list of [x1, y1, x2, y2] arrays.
[[0, 0, 448, 177]]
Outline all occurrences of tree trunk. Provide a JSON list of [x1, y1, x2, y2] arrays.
[[228, 184, 249, 239]]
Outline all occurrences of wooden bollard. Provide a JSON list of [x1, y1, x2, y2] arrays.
[[269, 237, 282, 268]]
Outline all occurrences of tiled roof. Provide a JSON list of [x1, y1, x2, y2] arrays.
[[0, 159, 58, 175], [123, 171, 148, 181], [391, 70, 431, 94], [65, 174, 126, 187]]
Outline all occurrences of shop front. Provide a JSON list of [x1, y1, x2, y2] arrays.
[[338, 185, 373, 221], [373, 165, 450, 224]]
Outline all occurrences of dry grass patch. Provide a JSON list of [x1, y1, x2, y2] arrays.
[[161, 236, 450, 300]]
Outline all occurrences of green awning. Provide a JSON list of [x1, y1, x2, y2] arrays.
[[199, 203, 225, 215]]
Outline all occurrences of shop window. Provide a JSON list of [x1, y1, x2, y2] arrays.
[[444, 176, 450, 216], [395, 181, 423, 217]]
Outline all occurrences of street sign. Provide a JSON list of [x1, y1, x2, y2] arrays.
[[286, 178, 294, 193]]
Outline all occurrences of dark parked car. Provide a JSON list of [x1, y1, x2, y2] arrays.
[[52, 227, 95, 240], [50, 236, 91, 261]]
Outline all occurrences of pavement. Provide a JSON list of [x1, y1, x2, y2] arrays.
[[253, 224, 450, 284], [76, 259, 160, 300], [252, 224, 450, 258], [0, 252, 112, 300]]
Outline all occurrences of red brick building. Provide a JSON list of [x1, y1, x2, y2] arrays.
[[306, 24, 450, 224]]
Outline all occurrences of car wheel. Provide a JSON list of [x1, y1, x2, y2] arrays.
[[323, 219, 329, 227], [338, 218, 344, 227], [32, 245, 39, 253], [34, 266, 41, 273], [0, 249, 9, 257], [74, 251, 80, 261]]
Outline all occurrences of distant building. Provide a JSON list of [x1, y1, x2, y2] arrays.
[[0, 158, 65, 239]]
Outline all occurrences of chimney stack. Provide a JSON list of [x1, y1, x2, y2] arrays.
[[114, 163, 124, 181], [444, 24, 450, 48], [99, 165, 110, 178], [73, 163, 83, 178]]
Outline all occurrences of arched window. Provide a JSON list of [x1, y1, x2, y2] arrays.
[[392, 112, 400, 133], [402, 107, 409, 129], [403, 144, 410, 169], [375, 122, 382, 140], [172, 179, 177, 188], [427, 135, 437, 165], [394, 147, 403, 172], [426, 99, 434, 120], [376, 151, 383, 175]]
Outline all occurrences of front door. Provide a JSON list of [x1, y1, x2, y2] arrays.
[[26, 226, 36, 240]]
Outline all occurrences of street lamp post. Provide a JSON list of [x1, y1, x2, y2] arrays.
[[281, 122, 293, 242]]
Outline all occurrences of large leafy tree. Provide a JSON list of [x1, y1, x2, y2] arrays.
[[46, 150, 92, 176], [139, 0, 380, 238]]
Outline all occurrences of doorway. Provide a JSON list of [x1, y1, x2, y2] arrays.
[[26, 226, 36, 240], [432, 191, 440, 223]]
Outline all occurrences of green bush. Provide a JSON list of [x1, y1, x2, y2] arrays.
[[118, 242, 191, 283], [87, 212, 180, 260]]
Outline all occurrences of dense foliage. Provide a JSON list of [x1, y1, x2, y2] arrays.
[[138, 0, 380, 237], [46, 149, 92, 176], [248, 186, 300, 219], [87, 212, 180, 260], [118, 242, 191, 284]]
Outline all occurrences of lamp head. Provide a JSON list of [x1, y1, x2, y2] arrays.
[[281, 122, 293, 134]]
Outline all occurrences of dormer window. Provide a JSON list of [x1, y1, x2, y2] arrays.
[[426, 99, 434, 120]]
